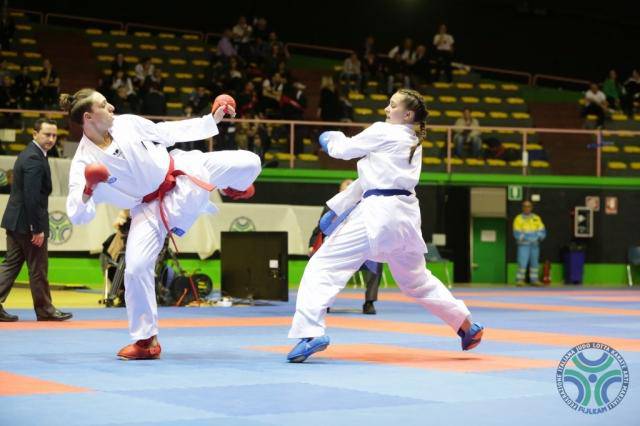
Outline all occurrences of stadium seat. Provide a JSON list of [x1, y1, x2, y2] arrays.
[[531, 160, 550, 168], [623, 146, 640, 154], [607, 161, 627, 170], [422, 157, 442, 165]]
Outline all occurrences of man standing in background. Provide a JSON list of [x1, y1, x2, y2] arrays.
[[0, 118, 72, 321], [513, 200, 546, 286]]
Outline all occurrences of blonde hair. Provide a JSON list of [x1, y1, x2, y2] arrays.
[[59, 88, 97, 125], [320, 76, 335, 90]]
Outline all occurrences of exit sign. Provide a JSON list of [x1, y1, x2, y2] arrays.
[[508, 185, 523, 201]]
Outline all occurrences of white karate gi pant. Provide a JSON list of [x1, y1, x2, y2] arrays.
[[124, 150, 260, 340], [289, 204, 471, 339]]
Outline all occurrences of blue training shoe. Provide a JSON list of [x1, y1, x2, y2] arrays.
[[287, 336, 330, 363], [458, 322, 484, 351]]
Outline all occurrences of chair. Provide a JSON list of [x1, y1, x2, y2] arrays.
[[627, 246, 640, 287]]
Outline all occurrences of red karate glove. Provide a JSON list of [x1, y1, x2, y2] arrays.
[[83, 163, 110, 197], [221, 184, 255, 200]]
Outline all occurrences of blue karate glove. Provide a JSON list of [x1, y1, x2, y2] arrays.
[[319, 131, 331, 153], [319, 210, 337, 234]]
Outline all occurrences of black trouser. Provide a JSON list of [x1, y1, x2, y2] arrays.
[[362, 262, 382, 303], [582, 103, 605, 127], [435, 50, 453, 82], [0, 230, 55, 317]]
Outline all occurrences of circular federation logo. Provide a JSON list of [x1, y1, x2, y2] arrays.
[[229, 216, 256, 232], [48, 211, 73, 245], [556, 342, 629, 415]]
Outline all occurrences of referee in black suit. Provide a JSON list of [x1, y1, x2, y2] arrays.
[[0, 118, 72, 322]]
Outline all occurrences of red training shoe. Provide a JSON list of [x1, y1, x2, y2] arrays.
[[117, 336, 162, 360]]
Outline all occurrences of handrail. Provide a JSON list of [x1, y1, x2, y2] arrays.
[[2, 108, 640, 136], [8, 8, 44, 23], [125, 22, 203, 40], [285, 42, 354, 56], [2, 107, 638, 177], [466, 64, 533, 85], [532, 74, 591, 88], [44, 13, 124, 30]]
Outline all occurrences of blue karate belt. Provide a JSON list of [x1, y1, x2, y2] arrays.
[[321, 189, 412, 274], [363, 189, 412, 198]]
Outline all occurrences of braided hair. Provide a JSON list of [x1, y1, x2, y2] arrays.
[[397, 88, 429, 163]]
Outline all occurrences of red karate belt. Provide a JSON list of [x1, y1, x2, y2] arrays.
[[142, 156, 214, 252]]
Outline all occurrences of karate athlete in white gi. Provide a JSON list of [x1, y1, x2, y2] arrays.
[[287, 89, 484, 363], [61, 89, 261, 360]]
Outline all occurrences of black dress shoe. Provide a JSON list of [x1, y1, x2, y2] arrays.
[[0, 305, 18, 322], [37, 310, 73, 321], [363, 301, 376, 315]]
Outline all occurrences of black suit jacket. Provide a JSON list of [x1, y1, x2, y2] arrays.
[[1, 142, 52, 236]]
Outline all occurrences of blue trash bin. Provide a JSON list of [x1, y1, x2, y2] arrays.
[[563, 246, 586, 284]]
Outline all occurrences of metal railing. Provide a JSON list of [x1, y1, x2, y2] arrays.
[[532, 74, 592, 89], [467, 64, 533, 85], [43, 13, 124, 30], [8, 8, 44, 23], [2, 108, 638, 177]]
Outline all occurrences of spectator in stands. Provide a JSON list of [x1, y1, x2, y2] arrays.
[[581, 83, 608, 128], [0, 59, 11, 86], [39, 59, 60, 109], [362, 35, 376, 57], [453, 108, 482, 158], [13, 64, 33, 108], [0, 75, 17, 109], [361, 51, 383, 92], [388, 38, 416, 65], [29, 79, 43, 109], [268, 32, 289, 59], [0, 9, 15, 51], [253, 17, 269, 41], [318, 76, 342, 121], [188, 85, 210, 115], [623, 69, 640, 117], [111, 69, 135, 97], [0, 75, 18, 127], [411, 45, 433, 87], [261, 72, 285, 117], [386, 52, 410, 95], [603, 69, 623, 111], [281, 82, 307, 119], [111, 53, 128, 75], [134, 57, 154, 92], [225, 56, 245, 94], [264, 43, 288, 77], [144, 67, 165, 94], [217, 29, 237, 59], [433, 24, 454, 82], [141, 68, 166, 116], [232, 16, 253, 57], [112, 85, 138, 115], [282, 81, 308, 153], [340, 52, 362, 93], [237, 81, 259, 117]]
